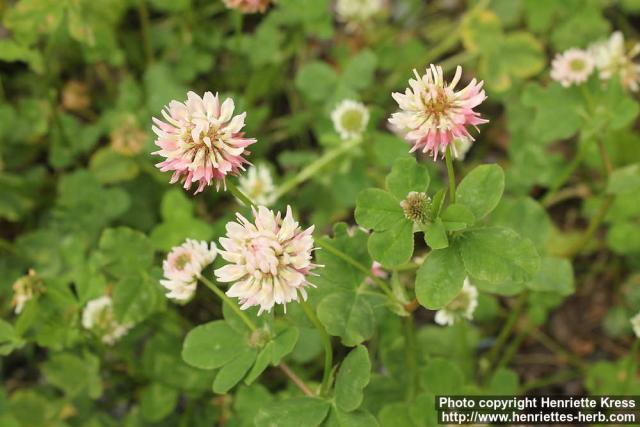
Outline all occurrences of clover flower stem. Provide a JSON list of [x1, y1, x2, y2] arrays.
[[597, 136, 613, 177], [497, 321, 529, 370], [200, 275, 315, 396], [137, 0, 153, 65], [300, 299, 333, 396], [278, 362, 314, 397], [315, 238, 397, 302], [403, 314, 418, 401], [227, 180, 256, 208], [519, 369, 581, 393], [199, 275, 257, 331], [457, 320, 471, 375], [274, 138, 363, 200], [445, 145, 456, 203], [541, 150, 585, 207], [527, 326, 586, 371], [623, 339, 639, 393], [484, 291, 528, 382], [563, 194, 614, 258]]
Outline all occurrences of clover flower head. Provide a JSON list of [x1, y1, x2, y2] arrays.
[[435, 278, 478, 326], [223, 0, 271, 13], [400, 191, 431, 224], [11, 269, 42, 315], [238, 164, 277, 207], [215, 206, 319, 315], [331, 99, 370, 141], [590, 31, 640, 91], [550, 48, 595, 87], [82, 296, 131, 345], [335, 0, 384, 26], [631, 312, 640, 338], [389, 64, 488, 160], [161, 239, 218, 302], [152, 91, 256, 194]]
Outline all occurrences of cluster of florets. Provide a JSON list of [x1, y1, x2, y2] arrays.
[[160, 239, 218, 302], [551, 32, 640, 91]]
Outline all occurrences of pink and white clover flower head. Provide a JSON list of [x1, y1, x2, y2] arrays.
[[389, 64, 487, 160], [161, 239, 218, 302], [152, 91, 256, 194], [215, 206, 319, 315]]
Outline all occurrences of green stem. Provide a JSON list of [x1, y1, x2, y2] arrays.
[[227, 180, 256, 208], [439, 51, 478, 73], [497, 322, 529, 369], [597, 136, 613, 177], [562, 194, 614, 258], [519, 369, 581, 393], [403, 314, 418, 401], [623, 339, 639, 393], [457, 320, 472, 378], [528, 327, 585, 370], [137, 0, 153, 65], [445, 145, 456, 203], [315, 238, 396, 301], [199, 275, 257, 331], [541, 150, 585, 207], [484, 292, 527, 379], [300, 300, 333, 396], [274, 138, 362, 200]]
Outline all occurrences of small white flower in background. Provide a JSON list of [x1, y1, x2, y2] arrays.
[[550, 48, 595, 87], [160, 239, 218, 302], [335, 0, 384, 27], [238, 164, 277, 207], [11, 269, 42, 315], [631, 312, 640, 338], [590, 31, 640, 91], [215, 206, 319, 315], [82, 296, 131, 345], [331, 99, 370, 141], [435, 278, 478, 326]]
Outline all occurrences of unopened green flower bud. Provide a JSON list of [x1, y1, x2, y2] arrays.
[[400, 191, 431, 224]]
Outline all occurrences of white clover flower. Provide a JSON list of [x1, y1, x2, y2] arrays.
[[82, 296, 131, 345], [335, 0, 384, 26], [550, 48, 595, 87], [590, 31, 640, 91], [215, 206, 319, 315], [238, 164, 277, 207], [11, 269, 41, 315], [631, 312, 640, 338], [331, 99, 370, 141], [160, 239, 218, 302], [389, 65, 487, 160], [152, 91, 256, 193], [435, 278, 478, 326]]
